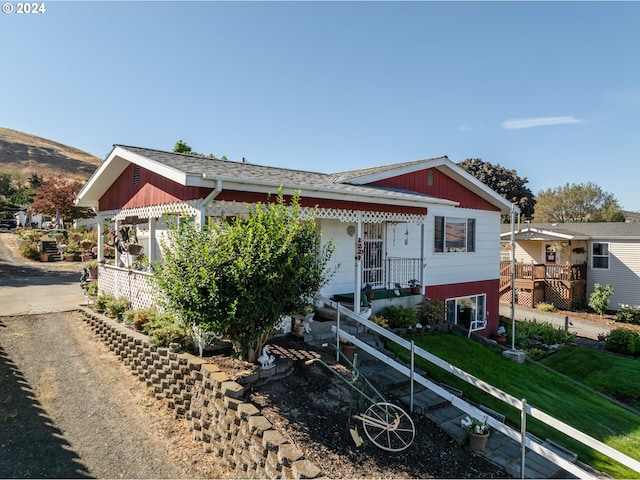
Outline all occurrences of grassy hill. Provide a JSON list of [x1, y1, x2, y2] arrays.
[[0, 127, 102, 181]]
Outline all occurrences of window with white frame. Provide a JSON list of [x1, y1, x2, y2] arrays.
[[434, 216, 476, 253], [445, 294, 486, 331], [592, 242, 609, 269]]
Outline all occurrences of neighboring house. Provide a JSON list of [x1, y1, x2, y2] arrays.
[[500, 222, 640, 311], [76, 145, 513, 336]]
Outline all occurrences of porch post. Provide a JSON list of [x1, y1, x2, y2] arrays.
[[96, 214, 104, 262], [148, 216, 156, 265], [114, 218, 121, 268], [354, 212, 363, 314]]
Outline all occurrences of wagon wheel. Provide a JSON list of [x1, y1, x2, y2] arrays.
[[358, 402, 415, 452]]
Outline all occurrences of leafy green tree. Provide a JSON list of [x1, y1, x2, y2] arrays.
[[173, 139, 225, 159], [173, 140, 193, 154], [152, 191, 336, 361], [458, 159, 535, 221], [533, 182, 625, 223], [0, 172, 17, 198], [589, 283, 614, 317]]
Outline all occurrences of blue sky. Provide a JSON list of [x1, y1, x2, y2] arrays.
[[2, 1, 640, 211]]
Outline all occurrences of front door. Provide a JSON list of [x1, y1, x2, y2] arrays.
[[362, 222, 385, 289]]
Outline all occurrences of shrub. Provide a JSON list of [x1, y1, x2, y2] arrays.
[[512, 319, 575, 348], [105, 296, 130, 319], [536, 302, 555, 312], [616, 308, 640, 325], [20, 242, 40, 261], [589, 283, 614, 316], [95, 292, 115, 312], [371, 315, 389, 329], [379, 305, 417, 329], [123, 306, 158, 331], [605, 328, 640, 357], [143, 313, 190, 348], [415, 297, 445, 325]]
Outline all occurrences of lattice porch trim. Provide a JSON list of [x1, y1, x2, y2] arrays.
[[113, 201, 199, 221], [204, 200, 425, 224]]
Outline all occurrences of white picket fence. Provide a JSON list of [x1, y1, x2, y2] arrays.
[[317, 295, 640, 479]]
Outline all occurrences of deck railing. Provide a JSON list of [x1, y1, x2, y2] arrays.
[[500, 261, 586, 282], [385, 257, 421, 289]]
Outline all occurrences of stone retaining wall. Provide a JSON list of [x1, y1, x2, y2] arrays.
[[78, 308, 324, 479]]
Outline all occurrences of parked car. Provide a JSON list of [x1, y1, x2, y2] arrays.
[[0, 217, 17, 229]]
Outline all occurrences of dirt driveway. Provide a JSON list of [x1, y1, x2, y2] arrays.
[[0, 312, 227, 478], [0, 231, 225, 478]]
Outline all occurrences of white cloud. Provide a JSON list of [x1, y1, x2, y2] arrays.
[[501, 116, 586, 130]]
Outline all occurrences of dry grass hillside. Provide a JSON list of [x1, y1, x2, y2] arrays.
[[0, 127, 102, 181]]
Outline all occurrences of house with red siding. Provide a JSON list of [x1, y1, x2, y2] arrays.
[[76, 145, 513, 336]]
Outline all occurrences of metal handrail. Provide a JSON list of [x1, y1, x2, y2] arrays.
[[317, 295, 640, 478]]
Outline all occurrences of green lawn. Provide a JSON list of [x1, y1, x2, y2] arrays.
[[540, 346, 640, 411], [388, 334, 640, 478]]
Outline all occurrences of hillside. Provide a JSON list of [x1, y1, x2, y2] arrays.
[[0, 127, 102, 181]]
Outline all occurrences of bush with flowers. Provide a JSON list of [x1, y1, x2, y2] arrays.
[[461, 415, 489, 435]]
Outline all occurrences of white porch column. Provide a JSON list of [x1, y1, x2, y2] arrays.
[[96, 214, 105, 262], [148, 217, 156, 265], [354, 212, 363, 314], [114, 218, 121, 268]]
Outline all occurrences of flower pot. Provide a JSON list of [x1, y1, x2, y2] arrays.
[[468, 431, 489, 451], [496, 335, 507, 346], [365, 291, 374, 301], [127, 244, 144, 255], [39, 253, 49, 262], [410, 286, 421, 295], [293, 322, 305, 336], [340, 343, 356, 361]]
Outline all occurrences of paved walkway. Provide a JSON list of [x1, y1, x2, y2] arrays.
[[0, 232, 87, 316]]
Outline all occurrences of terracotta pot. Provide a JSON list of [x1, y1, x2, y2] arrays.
[[410, 286, 421, 295], [39, 253, 48, 262], [365, 291, 374, 301], [340, 343, 356, 361], [468, 431, 489, 451], [496, 335, 507, 346], [127, 244, 144, 255], [293, 323, 305, 336]]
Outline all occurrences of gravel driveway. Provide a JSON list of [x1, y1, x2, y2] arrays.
[[0, 232, 225, 478], [0, 312, 225, 478]]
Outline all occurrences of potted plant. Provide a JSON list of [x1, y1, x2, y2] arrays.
[[39, 252, 49, 262], [408, 279, 421, 295], [94, 292, 115, 313], [87, 260, 99, 279], [494, 325, 507, 345], [105, 296, 130, 321], [340, 336, 356, 361], [461, 415, 489, 451]]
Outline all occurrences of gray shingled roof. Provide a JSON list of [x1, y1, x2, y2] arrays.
[[501, 222, 640, 238], [117, 145, 449, 204]]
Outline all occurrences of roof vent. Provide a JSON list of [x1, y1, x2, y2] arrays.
[[133, 165, 140, 185]]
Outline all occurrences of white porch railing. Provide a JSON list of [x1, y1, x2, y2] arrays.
[[317, 295, 640, 480], [97, 265, 155, 310]]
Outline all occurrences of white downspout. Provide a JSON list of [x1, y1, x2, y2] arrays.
[[198, 179, 223, 228]]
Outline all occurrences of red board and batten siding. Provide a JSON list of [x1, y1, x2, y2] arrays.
[[99, 164, 211, 211], [425, 279, 500, 333], [369, 168, 500, 212], [100, 164, 428, 216]]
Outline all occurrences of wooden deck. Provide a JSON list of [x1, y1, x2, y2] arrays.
[[499, 261, 587, 310]]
